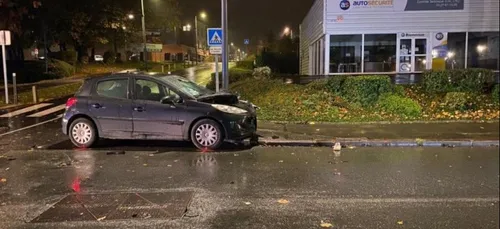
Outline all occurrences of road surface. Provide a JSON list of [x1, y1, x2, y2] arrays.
[[0, 100, 498, 228]]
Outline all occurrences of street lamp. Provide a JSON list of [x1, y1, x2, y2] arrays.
[[195, 11, 207, 64], [128, 14, 135, 20], [140, 0, 147, 70], [283, 26, 293, 39], [231, 42, 234, 46]]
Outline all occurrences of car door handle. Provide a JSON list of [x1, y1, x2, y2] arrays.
[[134, 107, 145, 112], [92, 103, 103, 109]]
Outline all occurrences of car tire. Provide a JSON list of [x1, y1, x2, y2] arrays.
[[69, 118, 98, 148], [191, 119, 224, 150]]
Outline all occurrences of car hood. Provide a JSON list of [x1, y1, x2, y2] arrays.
[[197, 92, 258, 114]]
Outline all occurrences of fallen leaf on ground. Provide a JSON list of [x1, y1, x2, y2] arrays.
[[244, 202, 251, 205], [397, 220, 404, 225], [0, 178, 6, 182], [97, 216, 106, 221], [143, 164, 148, 166], [279, 160, 284, 163], [277, 199, 289, 204], [320, 220, 333, 228]]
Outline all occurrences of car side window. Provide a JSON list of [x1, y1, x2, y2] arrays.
[[135, 79, 167, 102], [96, 79, 128, 99]]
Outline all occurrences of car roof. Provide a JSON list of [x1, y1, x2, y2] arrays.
[[83, 71, 176, 82]]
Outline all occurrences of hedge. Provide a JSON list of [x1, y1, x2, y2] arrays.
[[326, 75, 347, 95], [422, 68, 494, 94], [378, 94, 422, 118], [340, 75, 392, 107], [51, 50, 77, 65], [235, 61, 254, 70], [4, 60, 74, 84], [206, 68, 253, 90]]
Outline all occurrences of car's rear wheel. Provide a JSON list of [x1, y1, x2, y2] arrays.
[[69, 118, 97, 148], [191, 119, 223, 150]]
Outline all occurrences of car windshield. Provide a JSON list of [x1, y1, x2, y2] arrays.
[[159, 75, 213, 98]]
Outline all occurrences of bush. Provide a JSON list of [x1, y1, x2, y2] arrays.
[[378, 94, 422, 118], [422, 70, 451, 93], [423, 69, 494, 94], [393, 85, 406, 97], [235, 61, 254, 70], [252, 66, 271, 79], [341, 75, 392, 107], [206, 68, 253, 90], [326, 75, 347, 95], [443, 92, 476, 111], [49, 59, 75, 78], [103, 51, 116, 64], [306, 79, 328, 91], [493, 84, 499, 104], [451, 68, 494, 93]]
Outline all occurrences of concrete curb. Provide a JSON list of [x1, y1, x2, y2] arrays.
[[258, 139, 500, 147]]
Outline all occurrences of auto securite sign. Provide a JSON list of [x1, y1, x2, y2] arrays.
[[329, 0, 464, 12]]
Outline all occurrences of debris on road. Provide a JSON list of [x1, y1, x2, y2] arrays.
[[397, 220, 404, 225], [1, 178, 7, 183], [244, 202, 251, 205], [277, 199, 289, 204], [320, 220, 333, 227]]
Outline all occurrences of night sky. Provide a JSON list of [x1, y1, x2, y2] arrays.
[[178, 0, 315, 48]]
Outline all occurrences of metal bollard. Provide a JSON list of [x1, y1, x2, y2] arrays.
[[161, 65, 164, 73], [32, 86, 38, 103], [12, 73, 17, 104]]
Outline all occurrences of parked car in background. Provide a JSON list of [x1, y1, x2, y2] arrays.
[[62, 72, 258, 150], [94, 55, 104, 62]]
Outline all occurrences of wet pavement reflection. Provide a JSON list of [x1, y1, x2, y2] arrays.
[[0, 147, 498, 228]]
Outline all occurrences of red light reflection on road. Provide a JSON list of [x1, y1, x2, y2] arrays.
[[71, 178, 81, 193]]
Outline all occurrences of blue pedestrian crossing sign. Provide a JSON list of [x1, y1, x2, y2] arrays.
[[207, 28, 223, 46], [244, 39, 250, 45]]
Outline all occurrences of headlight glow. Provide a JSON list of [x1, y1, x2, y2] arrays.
[[211, 104, 247, 114]]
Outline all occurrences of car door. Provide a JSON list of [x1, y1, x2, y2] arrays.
[[132, 77, 185, 140], [88, 77, 133, 139]]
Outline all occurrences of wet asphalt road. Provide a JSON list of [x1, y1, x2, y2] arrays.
[[0, 146, 499, 228], [0, 68, 499, 228]]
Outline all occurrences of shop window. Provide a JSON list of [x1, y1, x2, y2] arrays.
[[329, 35, 362, 73], [363, 34, 396, 72], [447, 33, 466, 69], [467, 32, 500, 70]]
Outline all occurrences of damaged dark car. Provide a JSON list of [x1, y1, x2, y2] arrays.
[[62, 72, 258, 150]]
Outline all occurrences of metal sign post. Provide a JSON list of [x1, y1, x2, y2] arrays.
[[221, 0, 229, 90], [1, 30, 11, 104], [215, 55, 220, 92], [209, 47, 222, 92]]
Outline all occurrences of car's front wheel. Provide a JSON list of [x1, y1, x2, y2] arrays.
[[191, 119, 223, 150], [69, 118, 97, 148]]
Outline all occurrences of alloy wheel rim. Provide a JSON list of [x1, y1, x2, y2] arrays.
[[195, 124, 218, 146], [72, 123, 92, 145]]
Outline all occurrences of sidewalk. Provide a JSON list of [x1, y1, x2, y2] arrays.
[[257, 121, 500, 147]]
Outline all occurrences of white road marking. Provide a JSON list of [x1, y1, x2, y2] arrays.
[[0, 115, 62, 137], [27, 104, 66, 118], [0, 103, 52, 118]]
